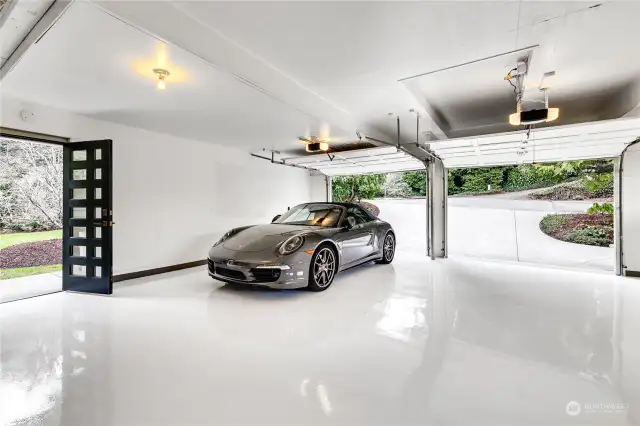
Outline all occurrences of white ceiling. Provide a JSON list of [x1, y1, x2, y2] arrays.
[[96, 0, 640, 143], [2, 0, 640, 159], [0, 1, 355, 153]]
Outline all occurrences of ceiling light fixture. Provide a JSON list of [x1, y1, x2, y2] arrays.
[[507, 73, 559, 126], [305, 142, 329, 152], [153, 68, 170, 90], [299, 136, 330, 152]]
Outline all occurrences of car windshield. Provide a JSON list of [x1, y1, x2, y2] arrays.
[[273, 204, 343, 227]]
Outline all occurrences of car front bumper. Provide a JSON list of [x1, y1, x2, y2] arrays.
[[207, 256, 309, 289]]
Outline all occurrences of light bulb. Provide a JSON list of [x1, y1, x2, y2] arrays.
[[508, 112, 521, 126], [546, 107, 559, 122], [156, 78, 166, 90]]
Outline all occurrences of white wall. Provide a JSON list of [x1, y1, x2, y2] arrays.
[[309, 174, 327, 202], [622, 142, 640, 274], [1, 97, 314, 275]]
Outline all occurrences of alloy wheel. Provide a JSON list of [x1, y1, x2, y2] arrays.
[[384, 234, 395, 262], [313, 248, 336, 288]]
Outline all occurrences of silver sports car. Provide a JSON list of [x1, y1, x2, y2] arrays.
[[207, 202, 395, 291]]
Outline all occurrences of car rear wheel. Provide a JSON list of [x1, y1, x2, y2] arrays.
[[307, 244, 338, 292], [376, 232, 395, 264]]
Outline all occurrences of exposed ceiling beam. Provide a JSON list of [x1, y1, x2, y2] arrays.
[[0, 0, 70, 82]]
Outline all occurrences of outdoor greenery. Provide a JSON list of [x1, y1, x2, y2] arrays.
[[0, 264, 62, 281], [1, 139, 63, 280], [332, 159, 614, 201], [539, 210, 613, 247], [539, 214, 568, 235], [1, 139, 63, 231], [332, 174, 386, 202], [402, 172, 427, 196], [0, 229, 62, 250], [565, 225, 612, 247], [587, 202, 614, 215]]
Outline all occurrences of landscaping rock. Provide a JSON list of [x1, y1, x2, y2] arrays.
[[0, 239, 62, 268]]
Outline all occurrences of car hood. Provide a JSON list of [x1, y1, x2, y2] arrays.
[[221, 224, 317, 252]]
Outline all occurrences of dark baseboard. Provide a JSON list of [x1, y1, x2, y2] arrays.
[[625, 270, 640, 278], [113, 259, 207, 282]]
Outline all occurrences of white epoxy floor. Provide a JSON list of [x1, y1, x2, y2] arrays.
[[1, 251, 639, 425]]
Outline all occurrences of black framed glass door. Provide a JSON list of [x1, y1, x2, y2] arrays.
[[62, 140, 113, 294]]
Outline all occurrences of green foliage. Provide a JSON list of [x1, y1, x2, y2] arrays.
[[401, 171, 427, 196], [565, 225, 612, 247], [581, 173, 613, 193], [539, 214, 568, 234], [447, 167, 505, 195], [503, 164, 561, 191], [332, 174, 385, 202], [0, 264, 62, 280], [587, 202, 614, 215], [0, 229, 62, 250]]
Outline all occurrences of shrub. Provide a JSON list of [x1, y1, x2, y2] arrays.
[[401, 171, 426, 196], [447, 167, 503, 195], [581, 173, 613, 194], [504, 164, 560, 191], [587, 202, 614, 215], [565, 225, 612, 247], [540, 214, 568, 234], [382, 173, 412, 198]]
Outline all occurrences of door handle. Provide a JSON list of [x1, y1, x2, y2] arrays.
[[93, 220, 115, 227]]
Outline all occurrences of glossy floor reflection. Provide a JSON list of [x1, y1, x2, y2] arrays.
[[1, 251, 639, 425]]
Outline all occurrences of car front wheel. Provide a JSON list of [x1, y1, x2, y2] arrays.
[[307, 244, 338, 292]]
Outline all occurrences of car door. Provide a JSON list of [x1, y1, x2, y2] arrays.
[[339, 207, 376, 266]]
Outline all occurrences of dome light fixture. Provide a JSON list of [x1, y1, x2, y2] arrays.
[[153, 68, 170, 90]]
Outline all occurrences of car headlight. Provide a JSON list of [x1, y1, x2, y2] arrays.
[[214, 229, 236, 247], [279, 235, 305, 255]]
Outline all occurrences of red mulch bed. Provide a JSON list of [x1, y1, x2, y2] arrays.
[[0, 239, 62, 269]]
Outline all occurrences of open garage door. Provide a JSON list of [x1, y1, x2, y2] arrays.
[[428, 117, 640, 168], [280, 146, 425, 176], [428, 117, 640, 274], [254, 144, 448, 260]]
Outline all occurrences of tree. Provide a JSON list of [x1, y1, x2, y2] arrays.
[[382, 173, 412, 198], [332, 174, 385, 202], [401, 171, 427, 196], [0, 139, 63, 230]]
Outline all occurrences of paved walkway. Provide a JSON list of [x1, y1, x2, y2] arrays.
[[372, 196, 613, 272], [0, 272, 62, 303]]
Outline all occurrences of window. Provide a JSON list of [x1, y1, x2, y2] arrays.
[[345, 206, 373, 226], [273, 204, 343, 227]]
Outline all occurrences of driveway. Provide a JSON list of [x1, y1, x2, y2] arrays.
[[372, 196, 613, 272]]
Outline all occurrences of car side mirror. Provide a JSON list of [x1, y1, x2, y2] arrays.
[[272, 214, 281, 223], [345, 216, 357, 229]]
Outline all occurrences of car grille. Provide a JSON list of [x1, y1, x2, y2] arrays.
[[214, 266, 246, 281], [250, 268, 281, 283]]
